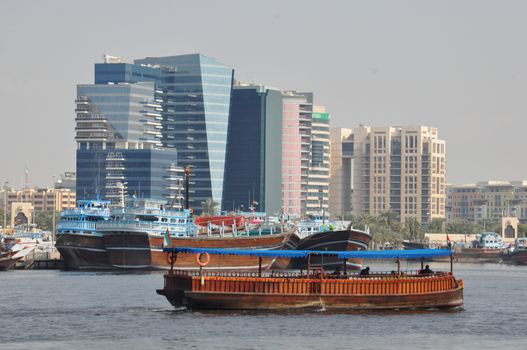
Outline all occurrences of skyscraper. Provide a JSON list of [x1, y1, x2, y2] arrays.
[[222, 84, 282, 213], [75, 59, 179, 204], [134, 54, 234, 211], [281, 91, 312, 216], [306, 107, 330, 216]]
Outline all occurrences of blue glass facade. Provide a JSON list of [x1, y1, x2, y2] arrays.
[[222, 86, 283, 213], [77, 82, 161, 145], [95, 63, 161, 84], [134, 54, 234, 211], [223, 87, 266, 212], [76, 148, 177, 201]]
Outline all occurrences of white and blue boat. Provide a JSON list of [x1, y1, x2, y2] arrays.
[[55, 200, 111, 269]]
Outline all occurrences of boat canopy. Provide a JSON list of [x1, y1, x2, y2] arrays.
[[163, 247, 452, 259]]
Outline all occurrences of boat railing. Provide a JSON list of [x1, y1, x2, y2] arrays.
[[60, 208, 110, 217], [57, 222, 97, 231], [97, 221, 195, 234], [164, 270, 457, 296]]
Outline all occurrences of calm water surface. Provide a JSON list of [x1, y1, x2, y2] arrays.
[[1, 262, 526, 350]]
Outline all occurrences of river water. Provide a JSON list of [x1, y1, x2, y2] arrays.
[[1, 262, 526, 350]]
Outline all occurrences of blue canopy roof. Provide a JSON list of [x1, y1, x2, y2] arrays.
[[162, 247, 452, 260]]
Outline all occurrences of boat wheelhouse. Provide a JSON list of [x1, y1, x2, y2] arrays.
[[158, 247, 463, 311]]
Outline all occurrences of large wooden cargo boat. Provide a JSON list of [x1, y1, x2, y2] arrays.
[[158, 247, 463, 311], [99, 200, 295, 270], [290, 228, 371, 270], [55, 200, 112, 269]]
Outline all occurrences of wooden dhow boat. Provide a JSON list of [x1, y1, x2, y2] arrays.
[[158, 247, 464, 311]]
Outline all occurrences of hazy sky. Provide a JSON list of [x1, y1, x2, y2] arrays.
[[1, 0, 526, 188]]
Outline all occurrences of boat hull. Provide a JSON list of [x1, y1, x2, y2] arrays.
[[454, 248, 503, 263], [0, 257, 19, 271], [291, 229, 371, 270], [158, 273, 464, 311], [55, 234, 112, 269], [166, 288, 464, 310], [103, 230, 294, 270], [511, 250, 527, 265]]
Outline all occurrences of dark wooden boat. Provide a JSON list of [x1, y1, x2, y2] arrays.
[[402, 241, 429, 250], [102, 228, 295, 270], [158, 247, 463, 311], [149, 230, 294, 270], [453, 248, 503, 263], [0, 256, 19, 271], [290, 228, 371, 270], [55, 234, 112, 269]]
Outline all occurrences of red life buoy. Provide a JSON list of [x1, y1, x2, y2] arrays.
[[196, 252, 210, 266]]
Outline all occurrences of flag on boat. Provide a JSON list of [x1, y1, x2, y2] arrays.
[[163, 229, 172, 247], [446, 233, 452, 248]]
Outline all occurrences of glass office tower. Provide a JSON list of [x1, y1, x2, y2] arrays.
[[135, 54, 234, 211], [75, 60, 179, 204], [222, 84, 283, 213]]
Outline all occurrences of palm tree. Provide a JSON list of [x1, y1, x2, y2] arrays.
[[404, 218, 424, 241], [201, 198, 219, 216]]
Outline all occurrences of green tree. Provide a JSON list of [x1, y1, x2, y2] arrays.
[[0, 208, 10, 229], [517, 223, 527, 238], [403, 218, 424, 241], [475, 218, 500, 233], [200, 198, 219, 216], [34, 211, 54, 231], [427, 218, 445, 233], [446, 219, 475, 235]]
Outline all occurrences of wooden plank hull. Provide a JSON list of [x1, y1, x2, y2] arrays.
[[103, 230, 294, 270], [158, 270, 464, 311], [511, 250, 527, 265], [291, 229, 372, 270], [0, 257, 19, 271], [55, 234, 112, 269], [179, 288, 464, 310]]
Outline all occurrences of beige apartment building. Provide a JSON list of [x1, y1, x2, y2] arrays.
[[3, 188, 76, 214], [329, 126, 446, 224], [329, 128, 353, 217]]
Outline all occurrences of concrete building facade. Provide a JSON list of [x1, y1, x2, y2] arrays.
[[330, 126, 446, 224]]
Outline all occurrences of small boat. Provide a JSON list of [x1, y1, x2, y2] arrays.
[[157, 247, 463, 311], [509, 238, 527, 265], [453, 232, 506, 263]]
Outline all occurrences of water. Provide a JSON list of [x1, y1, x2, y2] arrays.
[[1, 262, 526, 350]]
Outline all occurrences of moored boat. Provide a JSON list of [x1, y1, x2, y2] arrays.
[[0, 256, 19, 271], [55, 200, 112, 269], [157, 247, 463, 311], [290, 228, 372, 270], [509, 238, 527, 265], [99, 199, 295, 270]]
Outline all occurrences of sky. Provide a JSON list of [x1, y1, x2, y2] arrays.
[[0, 0, 526, 188]]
